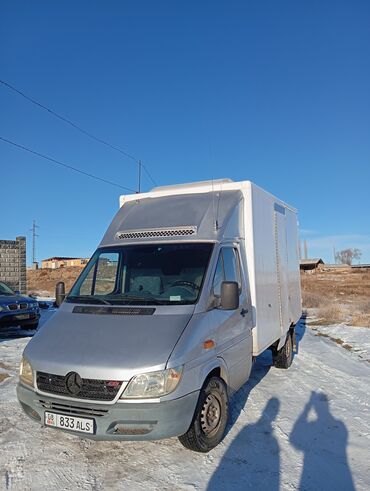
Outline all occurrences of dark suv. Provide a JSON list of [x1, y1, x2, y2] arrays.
[[0, 281, 40, 330]]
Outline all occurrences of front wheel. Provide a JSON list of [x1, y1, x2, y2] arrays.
[[178, 376, 229, 453]]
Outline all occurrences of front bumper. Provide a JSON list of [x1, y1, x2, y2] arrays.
[[17, 383, 199, 441], [0, 311, 40, 327]]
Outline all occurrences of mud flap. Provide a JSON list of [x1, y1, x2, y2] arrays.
[[291, 329, 297, 353]]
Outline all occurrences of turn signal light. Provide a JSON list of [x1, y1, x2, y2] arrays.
[[203, 339, 215, 350]]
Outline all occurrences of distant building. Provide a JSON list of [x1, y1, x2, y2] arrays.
[[320, 263, 350, 270], [41, 257, 89, 269], [299, 258, 324, 272], [351, 264, 370, 270]]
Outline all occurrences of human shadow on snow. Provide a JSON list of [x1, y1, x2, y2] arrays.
[[208, 315, 355, 491], [208, 396, 281, 490], [290, 391, 355, 491]]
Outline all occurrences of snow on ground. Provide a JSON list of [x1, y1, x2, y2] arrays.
[[0, 312, 369, 491], [308, 321, 370, 363]]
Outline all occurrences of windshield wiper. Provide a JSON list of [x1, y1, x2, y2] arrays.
[[67, 295, 113, 305]]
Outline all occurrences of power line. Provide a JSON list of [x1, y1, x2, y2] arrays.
[[0, 79, 157, 187], [0, 136, 136, 192]]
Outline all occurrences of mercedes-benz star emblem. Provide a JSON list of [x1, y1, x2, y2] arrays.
[[65, 372, 83, 395]]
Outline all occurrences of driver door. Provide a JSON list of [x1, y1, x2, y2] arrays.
[[212, 245, 253, 392]]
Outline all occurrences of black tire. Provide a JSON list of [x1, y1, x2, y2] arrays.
[[22, 321, 39, 331], [274, 331, 293, 369], [178, 376, 229, 453]]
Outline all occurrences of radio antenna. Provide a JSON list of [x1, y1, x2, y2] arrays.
[[208, 142, 218, 231], [215, 181, 222, 231], [211, 178, 218, 231]]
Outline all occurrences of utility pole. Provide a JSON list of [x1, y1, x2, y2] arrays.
[[29, 220, 39, 266], [333, 246, 336, 264], [304, 240, 308, 259]]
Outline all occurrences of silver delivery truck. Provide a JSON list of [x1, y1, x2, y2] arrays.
[[17, 179, 302, 452]]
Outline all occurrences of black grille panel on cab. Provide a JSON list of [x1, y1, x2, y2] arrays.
[[36, 372, 122, 401], [39, 400, 109, 417], [115, 226, 197, 240]]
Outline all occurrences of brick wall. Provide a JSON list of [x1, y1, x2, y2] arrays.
[[0, 236, 27, 293]]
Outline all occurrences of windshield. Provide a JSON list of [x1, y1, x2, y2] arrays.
[[0, 282, 15, 295], [67, 243, 214, 305]]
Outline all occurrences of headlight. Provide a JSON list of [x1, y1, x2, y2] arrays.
[[121, 366, 183, 399], [19, 357, 34, 387]]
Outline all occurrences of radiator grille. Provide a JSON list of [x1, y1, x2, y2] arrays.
[[36, 372, 122, 401], [116, 226, 197, 240], [39, 400, 109, 417]]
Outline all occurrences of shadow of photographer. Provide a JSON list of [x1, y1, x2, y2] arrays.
[[290, 391, 355, 491], [208, 397, 281, 490]]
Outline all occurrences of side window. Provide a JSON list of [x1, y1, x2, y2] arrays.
[[212, 247, 242, 296], [79, 265, 94, 295], [212, 253, 224, 296], [93, 253, 119, 295], [221, 248, 242, 291]]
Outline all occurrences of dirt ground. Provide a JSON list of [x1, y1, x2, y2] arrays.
[[27, 266, 83, 297], [301, 267, 370, 327]]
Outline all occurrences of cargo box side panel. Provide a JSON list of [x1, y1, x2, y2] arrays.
[[245, 185, 282, 356], [285, 209, 302, 324], [274, 205, 290, 334]]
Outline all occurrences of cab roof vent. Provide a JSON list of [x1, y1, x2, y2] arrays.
[[115, 226, 197, 240]]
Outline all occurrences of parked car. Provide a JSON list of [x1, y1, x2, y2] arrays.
[[17, 179, 301, 452], [0, 282, 40, 330]]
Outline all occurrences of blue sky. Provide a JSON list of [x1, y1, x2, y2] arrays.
[[1, 0, 369, 265]]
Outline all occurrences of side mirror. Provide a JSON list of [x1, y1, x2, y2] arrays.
[[14, 290, 21, 295], [220, 281, 239, 310], [55, 281, 66, 307]]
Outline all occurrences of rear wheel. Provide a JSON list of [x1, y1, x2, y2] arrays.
[[273, 331, 293, 369], [178, 376, 229, 453]]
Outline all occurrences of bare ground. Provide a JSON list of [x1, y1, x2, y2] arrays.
[[27, 266, 83, 297], [301, 268, 370, 327]]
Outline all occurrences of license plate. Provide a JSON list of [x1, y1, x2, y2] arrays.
[[44, 412, 95, 434], [15, 314, 30, 320]]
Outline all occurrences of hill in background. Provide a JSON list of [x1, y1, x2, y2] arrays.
[[27, 266, 83, 297], [27, 266, 370, 327]]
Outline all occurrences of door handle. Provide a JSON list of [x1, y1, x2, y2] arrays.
[[240, 308, 249, 317]]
